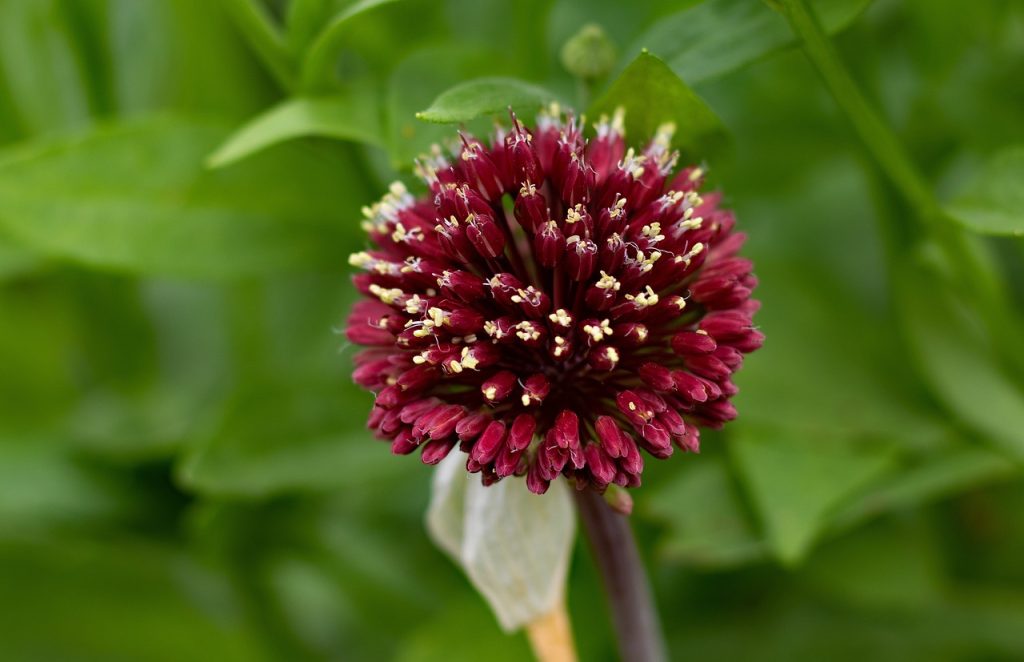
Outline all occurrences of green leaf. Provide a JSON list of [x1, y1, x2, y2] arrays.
[[0, 116, 361, 278], [945, 146, 1024, 236], [0, 435, 120, 532], [589, 51, 727, 159], [395, 597, 533, 662], [219, 0, 295, 90], [178, 381, 415, 497], [0, 239, 40, 280], [208, 92, 383, 168], [386, 45, 512, 166], [801, 517, 947, 611], [629, 0, 872, 85], [300, 0, 403, 89], [0, 0, 93, 135], [731, 425, 897, 564], [894, 258, 1024, 459], [643, 456, 768, 568], [417, 77, 558, 124], [831, 445, 1018, 533], [0, 539, 264, 661]]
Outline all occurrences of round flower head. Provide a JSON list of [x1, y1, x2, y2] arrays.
[[346, 106, 762, 494]]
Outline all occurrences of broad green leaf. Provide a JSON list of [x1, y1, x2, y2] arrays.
[[589, 51, 727, 159], [0, 0, 92, 134], [945, 146, 1024, 236], [69, 385, 223, 460], [0, 116, 361, 278], [802, 517, 947, 610], [111, 0, 276, 117], [644, 456, 768, 568], [301, 0, 403, 89], [895, 259, 1024, 459], [629, 0, 873, 85], [0, 435, 120, 532], [830, 445, 1018, 532], [285, 0, 339, 57], [396, 597, 533, 662], [426, 451, 575, 631], [731, 426, 897, 564], [732, 158, 945, 444], [219, 0, 295, 90], [417, 77, 558, 124], [0, 282, 79, 427], [387, 45, 513, 166], [0, 239, 40, 279], [208, 92, 383, 168], [178, 381, 414, 497], [0, 539, 263, 661]]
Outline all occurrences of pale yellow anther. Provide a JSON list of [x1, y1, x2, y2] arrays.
[[595, 271, 621, 291], [626, 286, 659, 308], [642, 222, 662, 239], [483, 386, 498, 401], [447, 359, 463, 374], [427, 307, 446, 327], [515, 321, 541, 342], [689, 167, 705, 182], [369, 284, 404, 305], [348, 251, 373, 268], [654, 122, 676, 150], [548, 309, 572, 327], [459, 346, 479, 371], [605, 347, 620, 364], [412, 354, 427, 365], [583, 318, 614, 343], [566, 204, 584, 224], [677, 216, 703, 232]]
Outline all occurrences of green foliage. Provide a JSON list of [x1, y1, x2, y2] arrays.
[[0, 117, 361, 278], [946, 146, 1024, 236], [589, 51, 728, 159], [1, 0, 1023, 659], [208, 91, 384, 167], [627, 0, 873, 85], [417, 77, 559, 124]]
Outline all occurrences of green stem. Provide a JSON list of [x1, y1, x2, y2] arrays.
[[774, 0, 934, 219], [773, 0, 1024, 381], [220, 0, 296, 92]]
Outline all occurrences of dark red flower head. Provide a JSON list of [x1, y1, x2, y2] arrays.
[[346, 106, 762, 494]]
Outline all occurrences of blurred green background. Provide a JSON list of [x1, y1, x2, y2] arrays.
[[2, 0, 1024, 660]]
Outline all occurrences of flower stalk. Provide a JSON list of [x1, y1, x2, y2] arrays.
[[526, 602, 578, 662], [575, 489, 667, 662], [771, 0, 1024, 382]]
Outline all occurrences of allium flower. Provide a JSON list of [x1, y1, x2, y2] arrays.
[[346, 106, 762, 494]]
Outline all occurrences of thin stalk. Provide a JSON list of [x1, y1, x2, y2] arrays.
[[526, 602, 578, 662], [773, 0, 1024, 381], [575, 489, 667, 662], [220, 0, 296, 92]]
